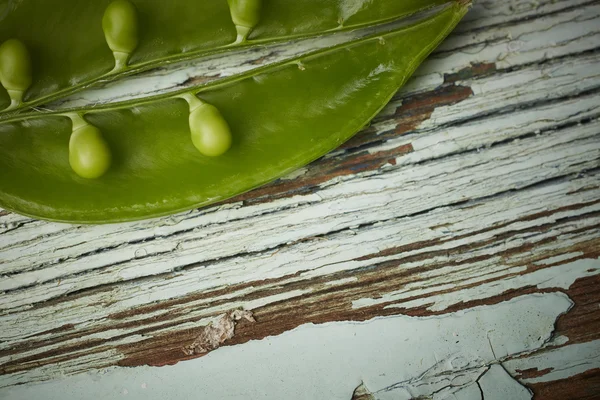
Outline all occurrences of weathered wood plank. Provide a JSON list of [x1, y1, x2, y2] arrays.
[[1, 293, 595, 399]]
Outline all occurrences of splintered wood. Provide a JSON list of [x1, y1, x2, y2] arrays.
[[182, 311, 255, 356]]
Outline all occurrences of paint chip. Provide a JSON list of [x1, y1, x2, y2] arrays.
[[351, 381, 375, 400], [182, 310, 255, 356]]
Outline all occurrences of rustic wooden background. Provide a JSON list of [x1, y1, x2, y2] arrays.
[[1, 0, 599, 398]]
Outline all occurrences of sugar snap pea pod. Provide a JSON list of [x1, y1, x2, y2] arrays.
[[0, 0, 449, 114], [0, 2, 469, 223], [0, 39, 32, 110]]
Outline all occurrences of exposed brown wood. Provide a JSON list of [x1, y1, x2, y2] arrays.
[[444, 62, 497, 83], [554, 274, 600, 345], [114, 234, 599, 368], [529, 368, 600, 400], [516, 368, 555, 380]]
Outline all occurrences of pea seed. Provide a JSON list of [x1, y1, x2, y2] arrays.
[[0, 39, 32, 110], [103, 0, 139, 71], [182, 94, 232, 157], [68, 115, 112, 179], [227, 0, 261, 43]]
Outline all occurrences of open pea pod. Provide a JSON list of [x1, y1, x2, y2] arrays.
[[0, 0, 450, 114], [0, 2, 468, 223]]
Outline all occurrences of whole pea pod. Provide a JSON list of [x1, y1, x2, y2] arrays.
[[0, 0, 449, 114], [0, 3, 469, 223]]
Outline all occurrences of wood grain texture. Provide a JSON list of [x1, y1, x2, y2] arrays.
[[1, 0, 599, 398]]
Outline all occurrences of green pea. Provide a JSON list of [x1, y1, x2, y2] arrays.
[[0, 39, 32, 110], [68, 117, 112, 179], [227, 0, 261, 43], [189, 101, 232, 157], [102, 0, 139, 70]]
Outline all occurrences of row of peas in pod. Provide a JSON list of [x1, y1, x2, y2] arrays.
[[65, 93, 232, 179], [0, 0, 450, 114], [0, 0, 249, 178], [0, 0, 261, 112]]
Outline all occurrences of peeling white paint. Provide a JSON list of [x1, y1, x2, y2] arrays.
[[457, 0, 592, 33], [505, 340, 600, 384], [452, 383, 483, 400], [366, 257, 600, 312], [418, 52, 600, 132], [478, 364, 532, 400], [0, 293, 572, 400], [0, 174, 597, 356], [534, 252, 586, 266], [325, 277, 359, 286]]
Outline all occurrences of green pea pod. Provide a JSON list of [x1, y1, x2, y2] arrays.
[[0, 2, 468, 223], [0, 0, 449, 114]]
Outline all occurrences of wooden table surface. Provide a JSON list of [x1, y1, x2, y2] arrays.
[[1, 0, 599, 399]]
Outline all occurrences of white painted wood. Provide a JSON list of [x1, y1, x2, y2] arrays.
[[418, 52, 600, 130], [0, 293, 572, 399], [452, 384, 483, 400], [457, 0, 593, 32], [505, 340, 600, 384], [478, 365, 532, 400]]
